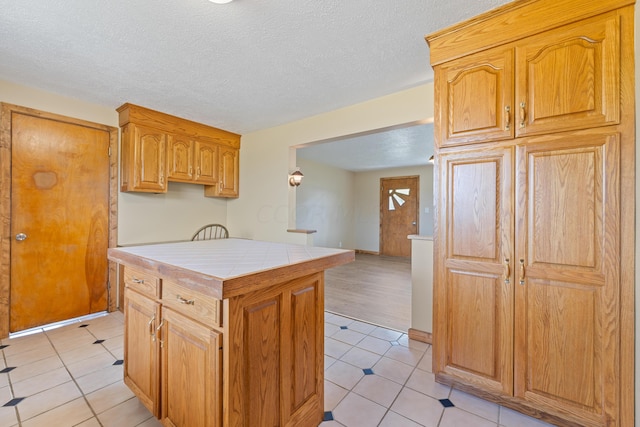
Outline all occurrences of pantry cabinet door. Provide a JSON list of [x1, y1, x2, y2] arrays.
[[515, 12, 620, 137], [436, 46, 514, 147], [514, 130, 620, 426], [434, 146, 514, 395]]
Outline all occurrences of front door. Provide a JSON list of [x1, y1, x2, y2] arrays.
[[380, 176, 419, 257], [10, 111, 111, 332]]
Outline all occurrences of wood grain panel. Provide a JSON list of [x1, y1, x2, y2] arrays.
[[161, 307, 221, 427], [290, 285, 317, 411], [516, 12, 620, 136], [439, 46, 514, 146], [527, 280, 597, 408], [244, 298, 280, 426], [167, 135, 193, 182], [10, 112, 110, 331], [124, 289, 160, 416], [135, 125, 166, 191], [515, 129, 620, 425], [436, 146, 514, 396], [450, 159, 498, 260], [448, 271, 498, 377], [194, 141, 218, 184], [529, 148, 599, 268], [117, 102, 240, 149]]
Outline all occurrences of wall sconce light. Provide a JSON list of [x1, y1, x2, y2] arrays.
[[289, 168, 304, 187], [428, 155, 435, 164]]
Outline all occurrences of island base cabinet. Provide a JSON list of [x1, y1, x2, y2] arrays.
[[224, 273, 325, 427], [159, 307, 221, 427]]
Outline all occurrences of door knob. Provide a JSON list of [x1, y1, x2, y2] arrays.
[[15, 233, 27, 241], [412, 222, 417, 226]]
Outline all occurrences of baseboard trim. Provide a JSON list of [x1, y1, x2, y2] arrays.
[[354, 249, 380, 255], [408, 328, 432, 344]]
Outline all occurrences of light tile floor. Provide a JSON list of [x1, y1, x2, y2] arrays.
[[0, 311, 555, 427]]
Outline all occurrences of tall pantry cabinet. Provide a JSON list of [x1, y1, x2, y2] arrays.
[[425, 1, 635, 426]]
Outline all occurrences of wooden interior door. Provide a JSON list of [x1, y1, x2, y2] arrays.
[[514, 130, 620, 424], [10, 112, 110, 332], [434, 147, 514, 396], [380, 176, 418, 257]]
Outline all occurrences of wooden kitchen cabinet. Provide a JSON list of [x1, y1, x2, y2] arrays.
[[437, 9, 620, 148], [435, 146, 514, 396], [123, 287, 161, 416], [110, 239, 354, 427], [167, 136, 219, 185], [204, 145, 239, 198], [117, 103, 240, 197], [427, 1, 635, 426], [160, 307, 221, 427], [120, 124, 167, 193]]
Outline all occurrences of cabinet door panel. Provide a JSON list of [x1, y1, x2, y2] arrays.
[[124, 289, 160, 416], [167, 135, 193, 182], [437, 47, 514, 147], [134, 125, 166, 192], [435, 147, 514, 395], [160, 308, 221, 427], [219, 146, 239, 197], [516, 12, 620, 136], [515, 131, 620, 425], [194, 141, 218, 184]]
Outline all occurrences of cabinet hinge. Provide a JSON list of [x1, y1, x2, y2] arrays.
[[108, 146, 112, 157]]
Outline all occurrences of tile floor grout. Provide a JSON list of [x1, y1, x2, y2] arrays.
[[0, 311, 556, 427]]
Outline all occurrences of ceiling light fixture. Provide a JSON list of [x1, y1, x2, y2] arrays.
[[209, 0, 233, 3]]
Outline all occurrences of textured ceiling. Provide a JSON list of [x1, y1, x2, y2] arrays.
[[297, 123, 434, 172], [0, 0, 512, 135]]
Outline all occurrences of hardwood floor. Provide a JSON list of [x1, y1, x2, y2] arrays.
[[324, 253, 411, 332]]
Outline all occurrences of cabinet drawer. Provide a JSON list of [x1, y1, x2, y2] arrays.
[[124, 267, 160, 298], [161, 280, 221, 327]]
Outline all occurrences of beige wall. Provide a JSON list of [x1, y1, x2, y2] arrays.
[[295, 158, 356, 249], [295, 158, 434, 252], [227, 83, 435, 243], [0, 80, 229, 246]]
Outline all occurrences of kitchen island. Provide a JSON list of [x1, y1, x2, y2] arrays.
[[108, 238, 354, 427]]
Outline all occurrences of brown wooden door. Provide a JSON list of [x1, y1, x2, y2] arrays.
[[380, 176, 419, 257], [437, 45, 514, 147], [515, 12, 620, 137], [10, 112, 110, 332], [514, 130, 620, 425], [434, 147, 514, 396]]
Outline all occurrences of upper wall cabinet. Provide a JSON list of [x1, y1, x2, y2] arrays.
[[117, 103, 240, 197], [437, 11, 620, 148]]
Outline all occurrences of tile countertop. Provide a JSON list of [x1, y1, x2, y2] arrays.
[[108, 238, 355, 299]]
